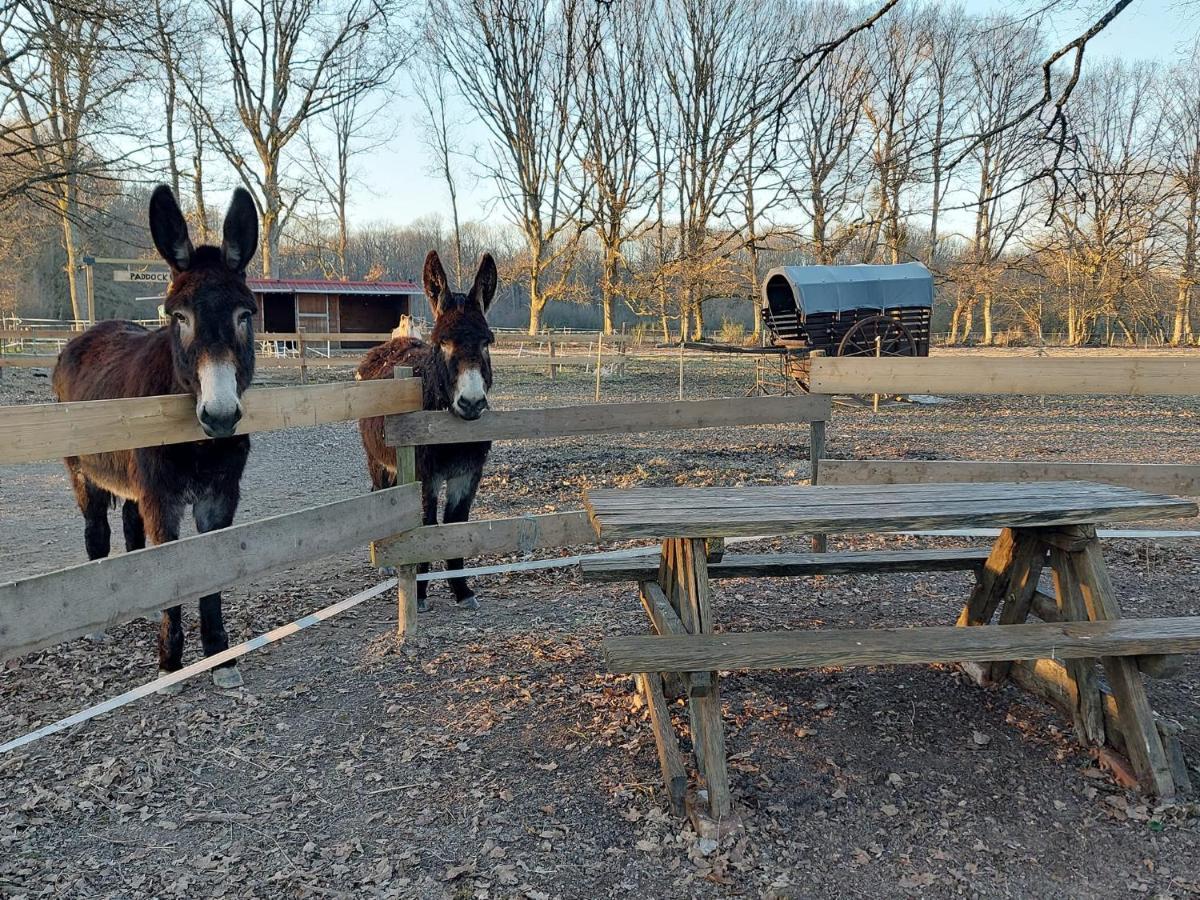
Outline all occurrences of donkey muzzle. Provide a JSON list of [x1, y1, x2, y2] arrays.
[[197, 358, 244, 438]]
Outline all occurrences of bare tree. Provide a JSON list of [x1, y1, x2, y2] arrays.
[[433, 0, 588, 335], [652, 0, 780, 340], [782, 0, 871, 265], [412, 47, 466, 284], [947, 14, 1043, 344], [575, 0, 654, 334], [186, 0, 407, 276], [0, 0, 145, 321], [303, 30, 397, 281], [1159, 43, 1200, 345]]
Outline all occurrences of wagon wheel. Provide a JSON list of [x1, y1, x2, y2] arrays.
[[835, 315, 917, 406], [836, 314, 917, 358]]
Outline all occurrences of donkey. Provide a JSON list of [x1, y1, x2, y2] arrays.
[[357, 250, 496, 611], [52, 184, 259, 688]]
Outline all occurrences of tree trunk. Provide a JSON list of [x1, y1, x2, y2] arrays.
[[1172, 279, 1192, 346], [58, 190, 82, 322], [527, 267, 545, 335], [191, 117, 210, 243], [600, 248, 618, 335], [982, 293, 994, 345]]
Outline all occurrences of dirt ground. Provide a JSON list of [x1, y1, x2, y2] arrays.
[[2, 348, 1199, 899]]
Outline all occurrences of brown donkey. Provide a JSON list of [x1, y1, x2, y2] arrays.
[[53, 185, 259, 688], [357, 250, 497, 611]]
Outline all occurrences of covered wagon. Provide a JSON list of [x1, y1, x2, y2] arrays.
[[761, 262, 934, 360]]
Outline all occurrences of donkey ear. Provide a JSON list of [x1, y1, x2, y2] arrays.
[[423, 250, 449, 316], [469, 253, 497, 313], [149, 185, 193, 272], [221, 188, 259, 274]]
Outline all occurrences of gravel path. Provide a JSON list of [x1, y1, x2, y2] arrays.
[[1, 350, 1198, 899]]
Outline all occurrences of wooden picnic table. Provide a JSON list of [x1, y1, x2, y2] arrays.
[[583, 481, 1200, 827]]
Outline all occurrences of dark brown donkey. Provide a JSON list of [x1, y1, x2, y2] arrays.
[[357, 250, 496, 611], [53, 185, 259, 688]]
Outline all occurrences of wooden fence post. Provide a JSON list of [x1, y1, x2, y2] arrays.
[[594, 332, 603, 401], [298, 332, 308, 384], [810, 417, 827, 553], [547, 338, 557, 380], [393, 366, 419, 641]]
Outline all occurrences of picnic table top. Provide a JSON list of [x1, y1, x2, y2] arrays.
[[583, 481, 1199, 540]]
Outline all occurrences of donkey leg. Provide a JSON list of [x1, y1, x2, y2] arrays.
[[67, 460, 112, 561], [194, 488, 243, 688], [444, 472, 482, 609], [416, 479, 441, 611], [141, 497, 186, 685], [68, 462, 113, 641], [122, 500, 146, 551]]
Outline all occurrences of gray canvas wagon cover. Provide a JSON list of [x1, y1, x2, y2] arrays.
[[763, 262, 933, 317]]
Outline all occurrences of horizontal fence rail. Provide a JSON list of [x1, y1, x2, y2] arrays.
[[810, 356, 1200, 396], [0, 378, 421, 464], [371, 510, 596, 568], [384, 395, 831, 447], [0, 483, 421, 662], [818, 459, 1200, 497]]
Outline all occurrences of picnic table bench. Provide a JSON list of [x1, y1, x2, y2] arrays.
[[582, 481, 1200, 826]]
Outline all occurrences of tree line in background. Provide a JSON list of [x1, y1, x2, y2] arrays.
[[3, 0, 1199, 344]]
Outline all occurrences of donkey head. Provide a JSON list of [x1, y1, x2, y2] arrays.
[[150, 185, 259, 438], [423, 250, 497, 420]]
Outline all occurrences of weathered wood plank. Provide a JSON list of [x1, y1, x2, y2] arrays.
[[602, 616, 1200, 673], [583, 548, 991, 582], [385, 395, 832, 447], [0, 483, 422, 662], [677, 538, 730, 819], [587, 494, 1196, 540], [817, 458, 1200, 497], [987, 534, 1047, 682], [393, 367, 419, 641], [370, 510, 597, 567], [1067, 539, 1176, 796], [1047, 547, 1107, 745], [809, 356, 1200, 397], [0, 355, 58, 368], [638, 673, 689, 815], [0, 378, 422, 464]]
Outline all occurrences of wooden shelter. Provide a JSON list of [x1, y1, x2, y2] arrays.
[[248, 279, 420, 348]]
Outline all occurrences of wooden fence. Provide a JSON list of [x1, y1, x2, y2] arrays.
[[0, 377, 424, 662], [807, 356, 1200, 503]]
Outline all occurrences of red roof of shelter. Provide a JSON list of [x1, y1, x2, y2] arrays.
[[248, 278, 419, 295]]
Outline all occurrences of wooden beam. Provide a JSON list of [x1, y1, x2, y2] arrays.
[[371, 510, 597, 567], [809, 356, 1200, 397], [384, 395, 832, 447], [258, 331, 393, 342], [602, 617, 1200, 673], [818, 459, 1200, 497], [1067, 539, 1176, 796], [637, 673, 689, 815], [0, 378, 421, 465], [0, 355, 58, 368], [0, 483, 422, 662], [583, 548, 991, 583]]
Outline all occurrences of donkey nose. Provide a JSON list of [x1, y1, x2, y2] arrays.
[[455, 395, 488, 420], [199, 404, 242, 438]]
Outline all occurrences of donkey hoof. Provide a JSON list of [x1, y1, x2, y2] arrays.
[[157, 670, 184, 696], [457, 594, 480, 611], [379, 566, 397, 578], [417, 597, 431, 613], [212, 666, 244, 689]]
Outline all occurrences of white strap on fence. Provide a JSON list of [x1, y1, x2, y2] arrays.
[[0, 578, 397, 755]]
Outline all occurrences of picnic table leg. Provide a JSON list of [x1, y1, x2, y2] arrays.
[[1064, 529, 1175, 798], [674, 537, 731, 821], [1046, 546, 1107, 747]]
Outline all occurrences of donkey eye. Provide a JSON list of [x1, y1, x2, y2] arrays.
[[172, 312, 187, 324]]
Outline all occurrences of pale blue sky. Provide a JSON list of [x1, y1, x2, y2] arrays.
[[342, 0, 1200, 228]]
